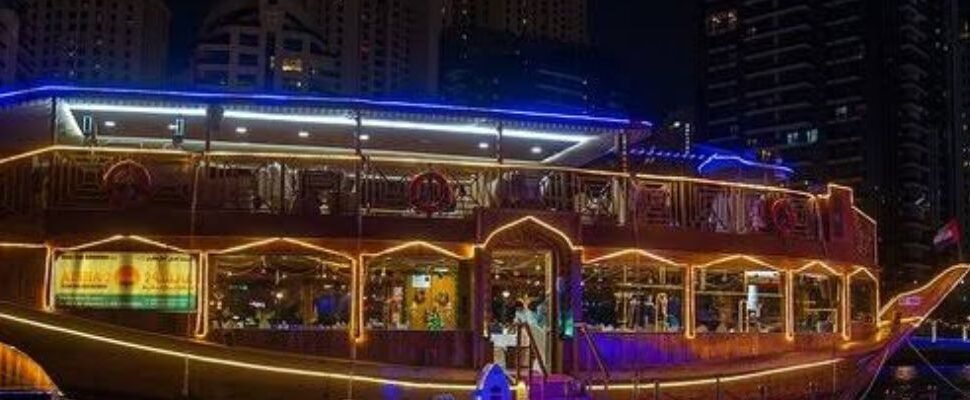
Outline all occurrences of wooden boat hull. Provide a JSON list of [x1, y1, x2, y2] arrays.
[[1, 265, 965, 400]]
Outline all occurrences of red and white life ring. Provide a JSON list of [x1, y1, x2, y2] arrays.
[[408, 171, 454, 215], [770, 198, 797, 237]]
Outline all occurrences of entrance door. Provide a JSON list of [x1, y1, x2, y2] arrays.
[[487, 249, 554, 371]]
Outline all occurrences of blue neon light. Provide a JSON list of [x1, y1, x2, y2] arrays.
[[629, 146, 794, 176], [696, 154, 794, 176], [0, 85, 652, 128]]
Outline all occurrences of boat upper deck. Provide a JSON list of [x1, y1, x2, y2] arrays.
[[0, 86, 876, 267]]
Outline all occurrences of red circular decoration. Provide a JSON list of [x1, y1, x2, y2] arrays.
[[408, 171, 454, 215], [771, 198, 797, 236], [116, 265, 139, 287], [103, 160, 153, 209]]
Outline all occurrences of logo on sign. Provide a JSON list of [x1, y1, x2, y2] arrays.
[[900, 295, 922, 307]]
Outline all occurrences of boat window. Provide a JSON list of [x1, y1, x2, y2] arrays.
[[210, 254, 352, 330], [793, 265, 842, 334], [582, 255, 684, 333], [364, 250, 464, 331], [850, 273, 878, 324], [694, 264, 783, 334]]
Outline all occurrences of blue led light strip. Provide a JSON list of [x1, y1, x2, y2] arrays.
[[0, 85, 652, 127]]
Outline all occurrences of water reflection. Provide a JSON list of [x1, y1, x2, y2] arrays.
[[870, 365, 970, 399]]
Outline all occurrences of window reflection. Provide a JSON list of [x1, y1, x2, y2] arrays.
[[695, 266, 783, 333], [211, 254, 352, 330], [582, 255, 684, 332]]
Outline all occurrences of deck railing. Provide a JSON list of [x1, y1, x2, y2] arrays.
[[0, 147, 876, 262]]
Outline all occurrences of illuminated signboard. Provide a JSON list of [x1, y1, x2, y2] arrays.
[[53, 252, 197, 312]]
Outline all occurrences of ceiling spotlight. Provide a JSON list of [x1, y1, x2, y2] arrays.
[[298, 130, 310, 138], [235, 127, 248, 134], [478, 142, 490, 149], [103, 121, 116, 128], [531, 146, 543, 154], [359, 134, 371, 141]]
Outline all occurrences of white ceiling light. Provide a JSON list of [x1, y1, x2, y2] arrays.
[[478, 142, 490, 149], [223, 110, 593, 143], [235, 127, 248, 134], [103, 121, 116, 128], [359, 134, 371, 141], [298, 131, 310, 138], [68, 103, 599, 144], [531, 146, 543, 154], [67, 103, 207, 116]]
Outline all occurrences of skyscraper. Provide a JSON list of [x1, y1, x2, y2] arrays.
[[697, 0, 960, 293], [0, 7, 25, 87], [193, 0, 339, 93], [301, 0, 443, 97], [21, 0, 170, 85], [439, 0, 620, 113], [443, 0, 589, 44]]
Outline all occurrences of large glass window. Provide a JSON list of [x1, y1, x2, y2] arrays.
[[850, 273, 878, 324], [794, 266, 842, 334], [211, 254, 352, 330], [695, 264, 783, 333], [364, 248, 464, 331], [582, 254, 684, 332]]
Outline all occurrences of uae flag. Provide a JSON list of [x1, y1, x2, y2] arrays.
[[933, 218, 962, 250]]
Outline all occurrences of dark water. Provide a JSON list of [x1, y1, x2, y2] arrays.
[[866, 365, 970, 399]]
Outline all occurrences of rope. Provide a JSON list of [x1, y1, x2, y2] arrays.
[[906, 339, 970, 398]]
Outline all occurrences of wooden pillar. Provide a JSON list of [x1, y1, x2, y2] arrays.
[[785, 270, 795, 340], [496, 123, 504, 164], [685, 265, 695, 339], [471, 247, 491, 367], [842, 272, 851, 340], [560, 248, 583, 374]]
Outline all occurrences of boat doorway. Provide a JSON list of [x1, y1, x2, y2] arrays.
[[488, 249, 555, 371], [479, 217, 581, 375]]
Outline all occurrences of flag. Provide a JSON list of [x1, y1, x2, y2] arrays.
[[933, 218, 962, 250]]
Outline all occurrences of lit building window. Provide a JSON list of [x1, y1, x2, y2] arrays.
[[281, 58, 304, 73], [707, 10, 738, 36], [583, 255, 684, 332], [695, 263, 783, 334]]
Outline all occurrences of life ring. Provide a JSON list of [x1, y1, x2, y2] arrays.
[[408, 171, 454, 215], [103, 160, 153, 209], [770, 198, 797, 236]]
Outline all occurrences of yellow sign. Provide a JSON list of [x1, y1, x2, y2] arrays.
[[54, 252, 197, 312]]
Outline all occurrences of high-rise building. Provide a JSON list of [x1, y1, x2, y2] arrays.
[[439, 29, 622, 113], [21, 0, 170, 85], [439, 0, 620, 113], [301, 0, 443, 97], [443, 0, 589, 44], [0, 7, 24, 87], [193, 0, 339, 93], [697, 0, 960, 293]]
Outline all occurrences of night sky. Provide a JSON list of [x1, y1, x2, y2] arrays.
[[165, 1, 695, 120]]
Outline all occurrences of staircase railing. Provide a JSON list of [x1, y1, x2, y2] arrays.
[[514, 322, 549, 386], [577, 323, 610, 393]]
